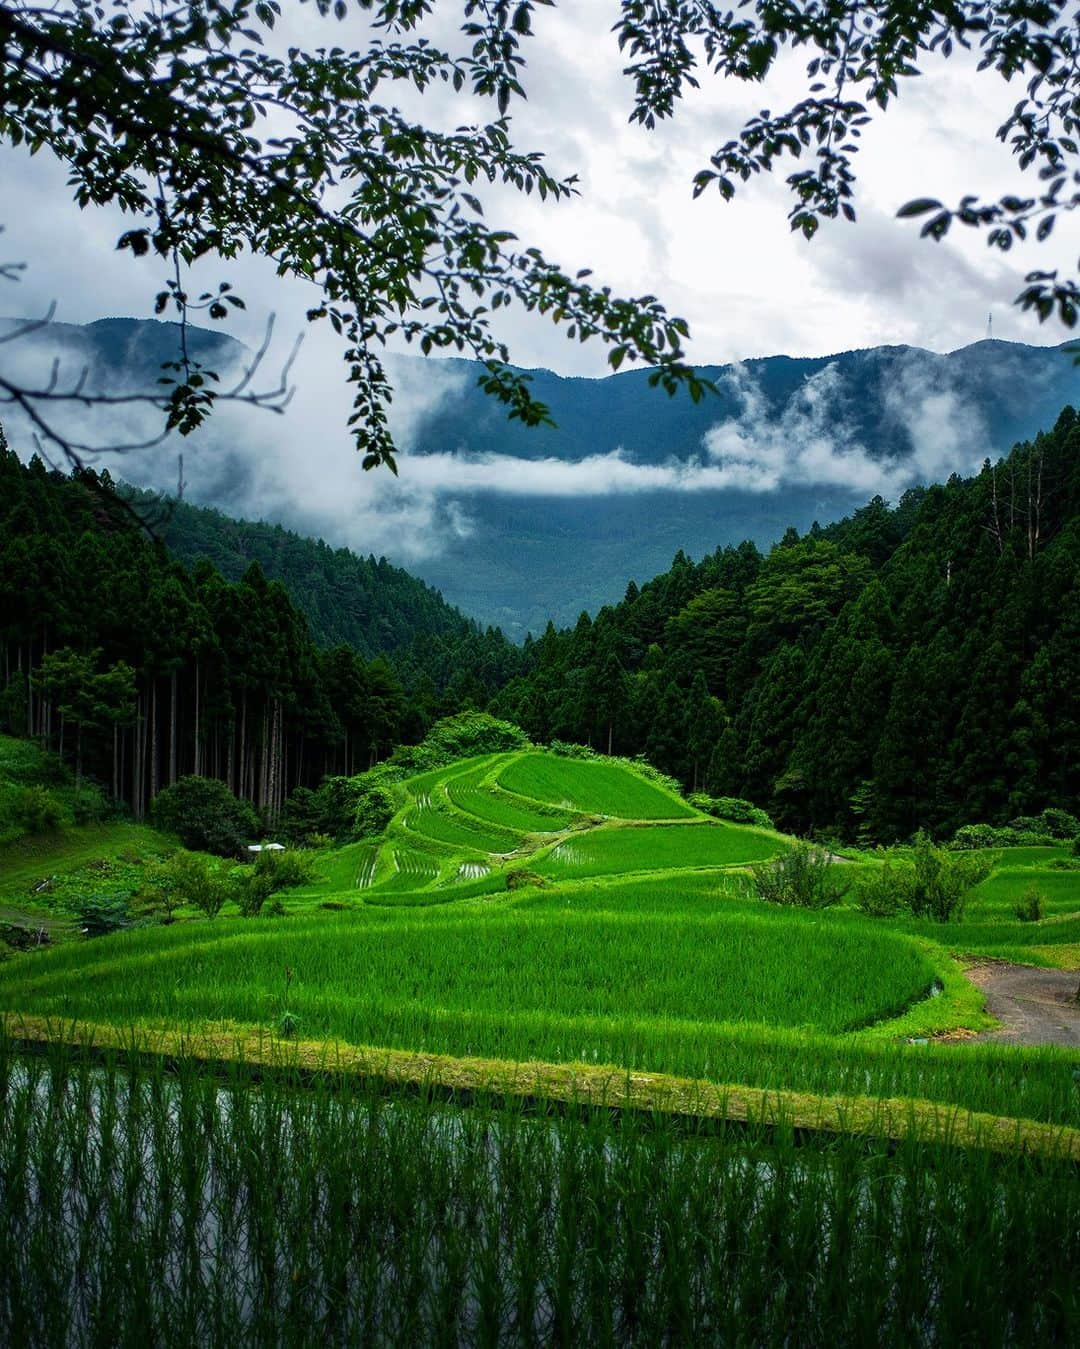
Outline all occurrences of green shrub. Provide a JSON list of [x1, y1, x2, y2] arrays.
[[72, 786, 109, 826], [688, 793, 774, 829], [951, 814, 1072, 850], [75, 895, 132, 938], [158, 850, 233, 920], [908, 832, 994, 923], [750, 843, 848, 909], [389, 713, 530, 773], [235, 849, 313, 918], [15, 785, 62, 834], [1033, 808, 1079, 839], [354, 781, 398, 839], [853, 858, 910, 917], [151, 777, 259, 856], [506, 868, 545, 890], [136, 859, 184, 923], [1014, 887, 1046, 923]]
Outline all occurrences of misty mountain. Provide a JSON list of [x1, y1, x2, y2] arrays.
[[2, 316, 1077, 635]]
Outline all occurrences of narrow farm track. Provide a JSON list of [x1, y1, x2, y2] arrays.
[[967, 961, 1080, 1047]]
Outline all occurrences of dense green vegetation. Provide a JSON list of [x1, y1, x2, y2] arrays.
[[5, 407, 1080, 852], [3, 1043, 1077, 1347], [3, 741, 1077, 1129], [127, 485, 501, 671], [3, 404, 1080, 1341], [493, 407, 1080, 841], [0, 441, 519, 826]]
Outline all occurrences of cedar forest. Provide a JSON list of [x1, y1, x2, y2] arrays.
[[2, 404, 1077, 844]]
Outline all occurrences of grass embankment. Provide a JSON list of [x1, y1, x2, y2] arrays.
[[5, 1017, 1078, 1161]]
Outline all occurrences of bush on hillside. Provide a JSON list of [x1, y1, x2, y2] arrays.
[[688, 793, 774, 830], [1014, 886, 1046, 923], [951, 809, 1078, 851], [389, 712, 530, 773], [853, 858, 911, 917], [235, 849, 313, 917], [156, 850, 233, 920], [908, 832, 994, 923], [75, 894, 132, 937], [353, 779, 399, 839], [15, 785, 62, 834], [750, 843, 849, 910], [151, 776, 259, 856], [1010, 809, 1079, 839]]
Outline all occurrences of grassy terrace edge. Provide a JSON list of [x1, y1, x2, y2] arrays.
[[5, 1015, 1078, 1163]]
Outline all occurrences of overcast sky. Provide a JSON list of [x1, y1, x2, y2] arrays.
[[2, 3, 1071, 374], [1, 4, 1075, 580]]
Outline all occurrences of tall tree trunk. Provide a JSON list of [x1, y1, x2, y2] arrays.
[[150, 680, 160, 801], [193, 659, 202, 777], [239, 692, 248, 799], [169, 669, 178, 785]]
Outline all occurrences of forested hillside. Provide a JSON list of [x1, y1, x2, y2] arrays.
[[5, 318, 1077, 633], [493, 408, 1080, 842], [0, 438, 518, 821], [124, 488, 497, 663]]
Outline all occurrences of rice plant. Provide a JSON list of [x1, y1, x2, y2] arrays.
[[497, 754, 697, 820], [0, 1040, 1076, 1348]]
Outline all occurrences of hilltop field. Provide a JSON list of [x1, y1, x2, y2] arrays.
[[2, 733, 1078, 1136]]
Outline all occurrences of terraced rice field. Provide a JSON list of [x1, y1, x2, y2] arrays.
[[537, 822, 786, 878], [496, 753, 697, 819], [2, 748, 1078, 1132]]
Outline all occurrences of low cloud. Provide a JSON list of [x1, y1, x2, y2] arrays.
[[2, 315, 999, 571], [701, 358, 992, 498]]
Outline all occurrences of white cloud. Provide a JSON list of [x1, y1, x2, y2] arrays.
[[701, 357, 991, 498]]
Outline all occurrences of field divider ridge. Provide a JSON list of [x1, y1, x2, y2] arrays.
[[3, 1013, 1077, 1162]]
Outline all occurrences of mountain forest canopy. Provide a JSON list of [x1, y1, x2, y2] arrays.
[[490, 404, 1080, 842], [2, 401, 1078, 843], [0, 0, 1078, 473], [0, 425, 521, 822]]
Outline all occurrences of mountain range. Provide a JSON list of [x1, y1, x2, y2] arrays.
[[1, 316, 1076, 634]]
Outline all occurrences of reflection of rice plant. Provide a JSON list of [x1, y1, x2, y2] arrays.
[[354, 849, 379, 889], [457, 861, 490, 881], [548, 842, 583, 869]]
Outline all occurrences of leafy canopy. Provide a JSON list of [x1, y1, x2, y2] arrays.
[[1, 0, 1077, 468]]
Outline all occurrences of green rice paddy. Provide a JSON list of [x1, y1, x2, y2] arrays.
[[1, 748, 1078, 1130], [2, 747, 1079, 1342], [496, 752, 697, 819], [536, 821, 786, 878], [3, 1042, 1076, 1346]]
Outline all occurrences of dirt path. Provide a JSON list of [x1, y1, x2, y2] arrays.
[[966, 961, 1080, 1047]]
